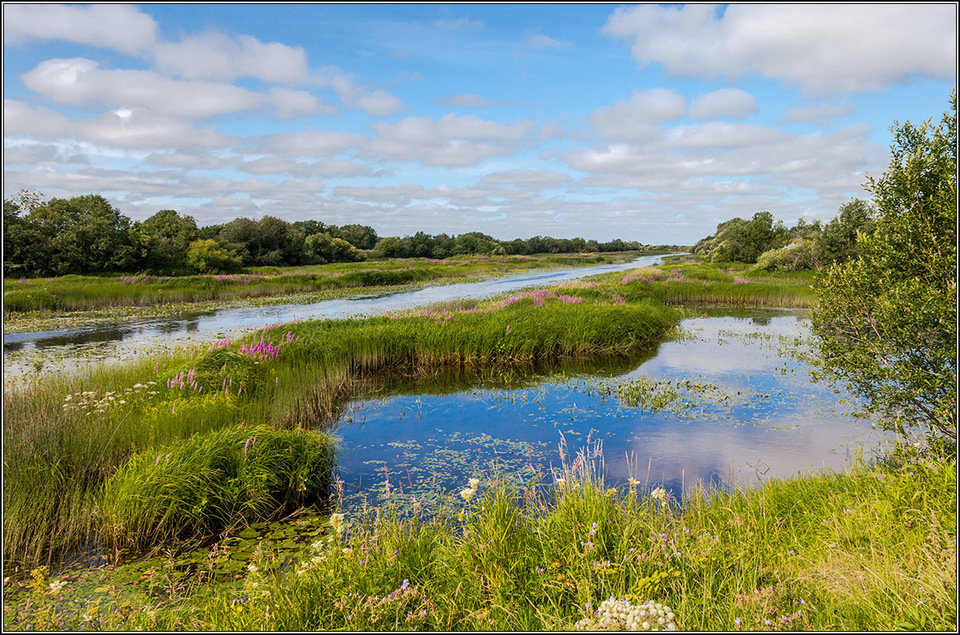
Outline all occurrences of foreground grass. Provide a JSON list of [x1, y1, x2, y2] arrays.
[[2, 252, 641, 322], [5, 447, 955, 631]]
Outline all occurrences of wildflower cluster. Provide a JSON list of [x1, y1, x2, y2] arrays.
[[238, 327, 298, 362], [62, 382, 159, 414], [576, 598, 678, 631]]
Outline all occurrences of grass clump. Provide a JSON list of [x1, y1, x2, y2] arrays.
[[100, 425, 335, 555]]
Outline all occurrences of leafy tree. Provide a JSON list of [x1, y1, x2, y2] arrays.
[[304, 233, 363, 264], [3, 190, 44, 276], [694, 212, 790, 263], [335, 223, 379, 250], [18, 194, 138, 275], [814, 198, 876, 265], [810, 95, 957, 442], [139, 209, 200, 274], [186, 239, 244, 273]]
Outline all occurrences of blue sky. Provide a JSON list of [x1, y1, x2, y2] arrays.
[[3, 3, 956, 244]]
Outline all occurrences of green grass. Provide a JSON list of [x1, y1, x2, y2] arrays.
[[5, 447, 954, 631], [2, 252, 640, 317], [100, 425, 335, 556], [3, 258, 954, 632]]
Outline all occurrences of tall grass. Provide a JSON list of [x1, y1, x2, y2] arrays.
[[3, 281, 678, 569], [100, 425, 335, 555], [23, 444, 950, 632]]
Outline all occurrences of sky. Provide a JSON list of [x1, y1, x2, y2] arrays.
[[3, 3, 957, 245]]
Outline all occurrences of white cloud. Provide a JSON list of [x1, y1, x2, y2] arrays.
[[433, 17, 484, 31], [588, 88, 686, 140], [526, 32, 572, 50], [269, 87, 338, 119], [439, 93, 510, 108], [688, 88, 757, 120], [22, 58, 264, 118], [780, 102, 858, 125], [368, 114, 535, 167], [256, 129, 366, 158], [603, 4, 957, 94], [313, 66, 405, 117], [153, 31, 310, 84], [3, 3, 157, 55], [481, 168, 571, 189]]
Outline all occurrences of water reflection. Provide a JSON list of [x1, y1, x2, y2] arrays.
[[333, 312, 894, 513]]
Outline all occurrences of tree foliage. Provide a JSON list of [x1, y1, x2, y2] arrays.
[[810, 95, 957, 441]]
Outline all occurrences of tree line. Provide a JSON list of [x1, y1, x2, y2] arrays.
[[2, 194, 682, 277], [692, 199, 875, 271]]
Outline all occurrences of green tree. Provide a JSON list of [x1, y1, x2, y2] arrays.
[[304, 233, 363, 264], [22, 194, 138, 275], [814, 198, 876, 266], [186, 239, 244, 274], [140, 209, 200, 274], [810, 95, 957, 442]]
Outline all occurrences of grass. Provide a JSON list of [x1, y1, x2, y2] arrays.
[[2, 251, 641, 319], [5, 444, 954, 631], [100, 425, 335, 556]]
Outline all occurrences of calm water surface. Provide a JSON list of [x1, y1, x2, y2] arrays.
[[2, 255, 673, 386], [332, 310, 894, 512]]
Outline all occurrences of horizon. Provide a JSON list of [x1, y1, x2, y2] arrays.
[[3, 3, 956, 245]]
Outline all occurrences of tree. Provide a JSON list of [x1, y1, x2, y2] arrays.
[[810, 95, 957, 442], [814, 198, 875, 266], [140, 209, 200, 273], [20, 194, 138, 275], [186, 239, 244, 273]]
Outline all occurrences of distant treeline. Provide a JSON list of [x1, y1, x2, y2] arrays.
[[2, 192, 683, 277], [693, 200, 876, 271]]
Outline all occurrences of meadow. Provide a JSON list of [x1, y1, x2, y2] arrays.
[[2, 256, 954, 631]]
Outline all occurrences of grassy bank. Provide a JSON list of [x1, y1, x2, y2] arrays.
[[5, 446, 954, 631], [2, 252, 640, 321], [3, 278, 678, 569]]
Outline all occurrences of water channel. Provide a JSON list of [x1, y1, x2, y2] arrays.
[[3, 254, 675, 386]]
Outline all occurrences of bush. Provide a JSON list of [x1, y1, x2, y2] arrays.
[[755, 239, 817, 272]]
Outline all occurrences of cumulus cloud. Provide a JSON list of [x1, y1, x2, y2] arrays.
[[688, 88, 757, 120], [313, 66, 405, 117], [780, 101, 858, 125], [3, 3, 157, 54], [269, 87, 338, 119], [603, 4, 957, 94], [588, 88, 686, 140], [153, 31, 310, 84], [368, 114, 536, 167], [22, 58, 264, 118]]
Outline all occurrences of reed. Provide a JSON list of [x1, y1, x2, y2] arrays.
[[100, 425, 336, 555]]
